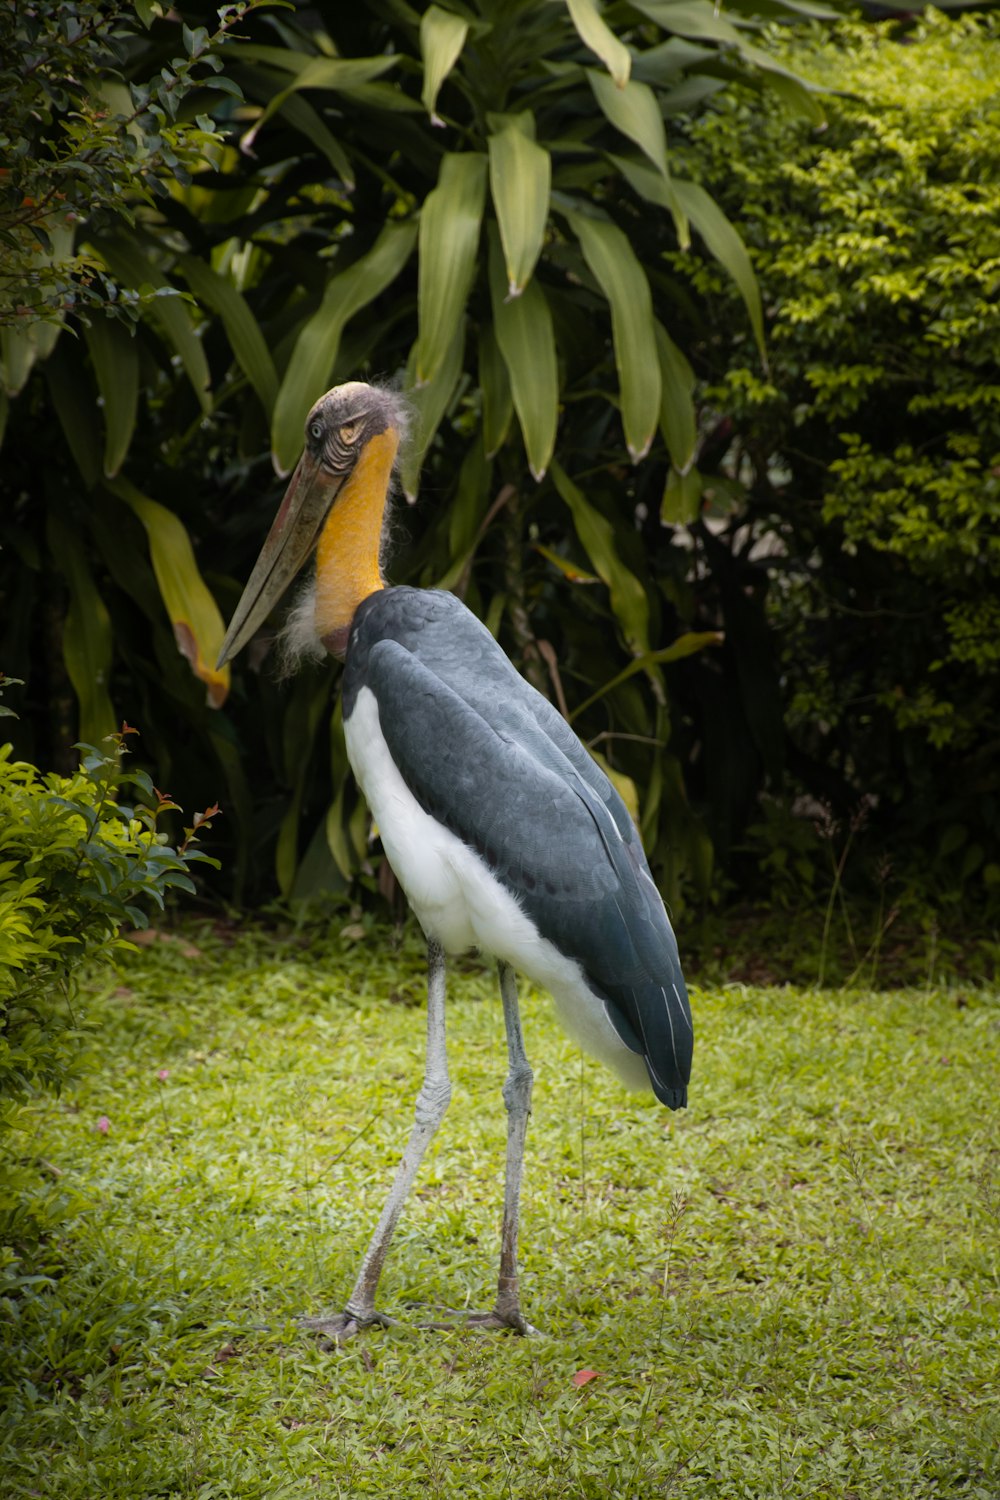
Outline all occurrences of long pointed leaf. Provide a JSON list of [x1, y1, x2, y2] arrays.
[[48, 514, 116, 746], [82, 315, 138, 478], [178, 255, 279, 417], [420, 5, 469, 123], [589, 71, 669, 181], [234, 66, 355, 185], [488, 120, 551, 295], [550, 460, 650, 653], [488, 230, 558, 482], [564, 209, 661, 460], [672, 178, 765, 362], [608, 152, 689, 247], [400, 318, 466, 502], [46, 343, 101, 488], [271, 220, 417, 475], [478, 323, 512, 459], [108, 477, 230, 708], [654, 320, 697, 471], [239, 55, 398, 154], [566, 0, 631, 85], [570, 630, 722, 720], [97, 235, 211, 411], [416, 152, 487, 385]]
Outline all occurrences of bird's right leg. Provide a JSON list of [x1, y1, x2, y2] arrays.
[[301, 937, 451, 1344]]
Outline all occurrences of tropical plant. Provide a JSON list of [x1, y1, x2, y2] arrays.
[[0, 0, 836, 909]]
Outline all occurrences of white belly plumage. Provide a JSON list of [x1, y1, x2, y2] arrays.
[[345, 687, 650, 1093]]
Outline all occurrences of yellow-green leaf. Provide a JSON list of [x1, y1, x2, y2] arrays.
[[564, 209, 660, 460], [589, 71, 667, 179], [569, 629, 722, 720], [108, 477, 230, 708], [566, 0, 631, 86], [82, 316, 138, 478], [661, 464, 702, 525], [488, 120, 551, 295], [550, 460, 650, 653], [608, 152, 689, 248], [416, 152, 487, 385], [488, 229, 558, 482], [235, 65, 355, 185], [672, 178, 765, 363], [97, 235, 211, 412], [48, 514, 115, 747], [420, 4, 469, 123], [179, 255, 279, 417], [272, 219, 417, 475], [654, 320, 697, 472], [239, 55, 398, 155], [400, 317, 466, 503]]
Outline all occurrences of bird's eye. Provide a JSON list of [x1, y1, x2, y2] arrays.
[[309, 420, 324, 442], [339, 420, 361, 445]]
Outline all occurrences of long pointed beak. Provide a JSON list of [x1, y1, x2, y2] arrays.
[[217, 451, 345, 668]]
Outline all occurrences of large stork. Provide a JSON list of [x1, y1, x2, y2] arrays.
[[218, 382, 693, 1339]]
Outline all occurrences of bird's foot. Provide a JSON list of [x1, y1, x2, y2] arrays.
[[417, 1304, 541, 1337], [298, 1308, 395, 1349]]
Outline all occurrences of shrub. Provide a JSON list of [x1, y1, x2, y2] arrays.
[[665, 11, 1000, 910]]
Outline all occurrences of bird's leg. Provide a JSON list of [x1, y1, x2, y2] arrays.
[[302, 937, 451, 1344], [461, 960, 538, 1335]]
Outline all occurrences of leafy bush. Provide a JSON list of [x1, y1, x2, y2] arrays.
[[664, 11, 1000, 911], [0, 725, 218, 1098]]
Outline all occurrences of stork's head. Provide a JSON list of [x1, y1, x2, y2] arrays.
[[218, 382, 408, 668]]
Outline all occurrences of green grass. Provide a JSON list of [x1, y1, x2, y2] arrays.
[[2, 917, 998, 1498]]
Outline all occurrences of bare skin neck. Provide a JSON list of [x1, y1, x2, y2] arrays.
[[314, 428, 399, 658]]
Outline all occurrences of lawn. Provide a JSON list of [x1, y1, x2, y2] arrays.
[[2, 917, 998, 1498]]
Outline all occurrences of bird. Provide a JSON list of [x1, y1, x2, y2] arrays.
[[218, 380, 693, 1340]]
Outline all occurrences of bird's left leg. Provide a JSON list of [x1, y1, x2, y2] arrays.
[[302, 937, 451, 1344], [463, 959, 538, 1335]]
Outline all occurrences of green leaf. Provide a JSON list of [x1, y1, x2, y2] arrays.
[[488, 119, 551, 295], [672, 178, 766, 363], [566, 0, 631, 86], [654, 320, 697, 472], [478, 323, 512, 460], [82, 316, 138, 478], [488, 230, 558, 482], [563, 208, 661, 460], [97, 235, 211, 411], [420, 4, 470, 123], [234, 68, 356, 186], [46, 343, 101, 490], [108, 477, 230, 708], [415, 152, 487, 385], [400, 318, 466, 503], [661, 464, 702, 525], [589, 71, 668, 180], [631, 0, 744, 47], [271, 220, 417, 475], [239, 55, 399, 154], [569, 630, 722, 720], [550, 460, 650, 653], [47, 514, 116, 748], [178, 256, 279, 417], [608, 152, 689, 247]]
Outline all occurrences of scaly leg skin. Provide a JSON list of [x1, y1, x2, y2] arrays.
[[420, 960, 540, 1337], [300, 938, 451, 1347]]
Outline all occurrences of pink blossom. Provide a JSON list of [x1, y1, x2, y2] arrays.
[[97, 1116, 110, 1135], [156, 1069, 170, 1082]]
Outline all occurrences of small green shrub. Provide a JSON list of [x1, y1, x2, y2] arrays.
[[0, 725, 218, 1099]]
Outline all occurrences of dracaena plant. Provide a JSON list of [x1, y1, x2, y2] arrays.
[[0, 0, 835, 907]]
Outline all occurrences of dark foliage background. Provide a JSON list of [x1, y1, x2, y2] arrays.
[[2, 0, 996, 929]]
